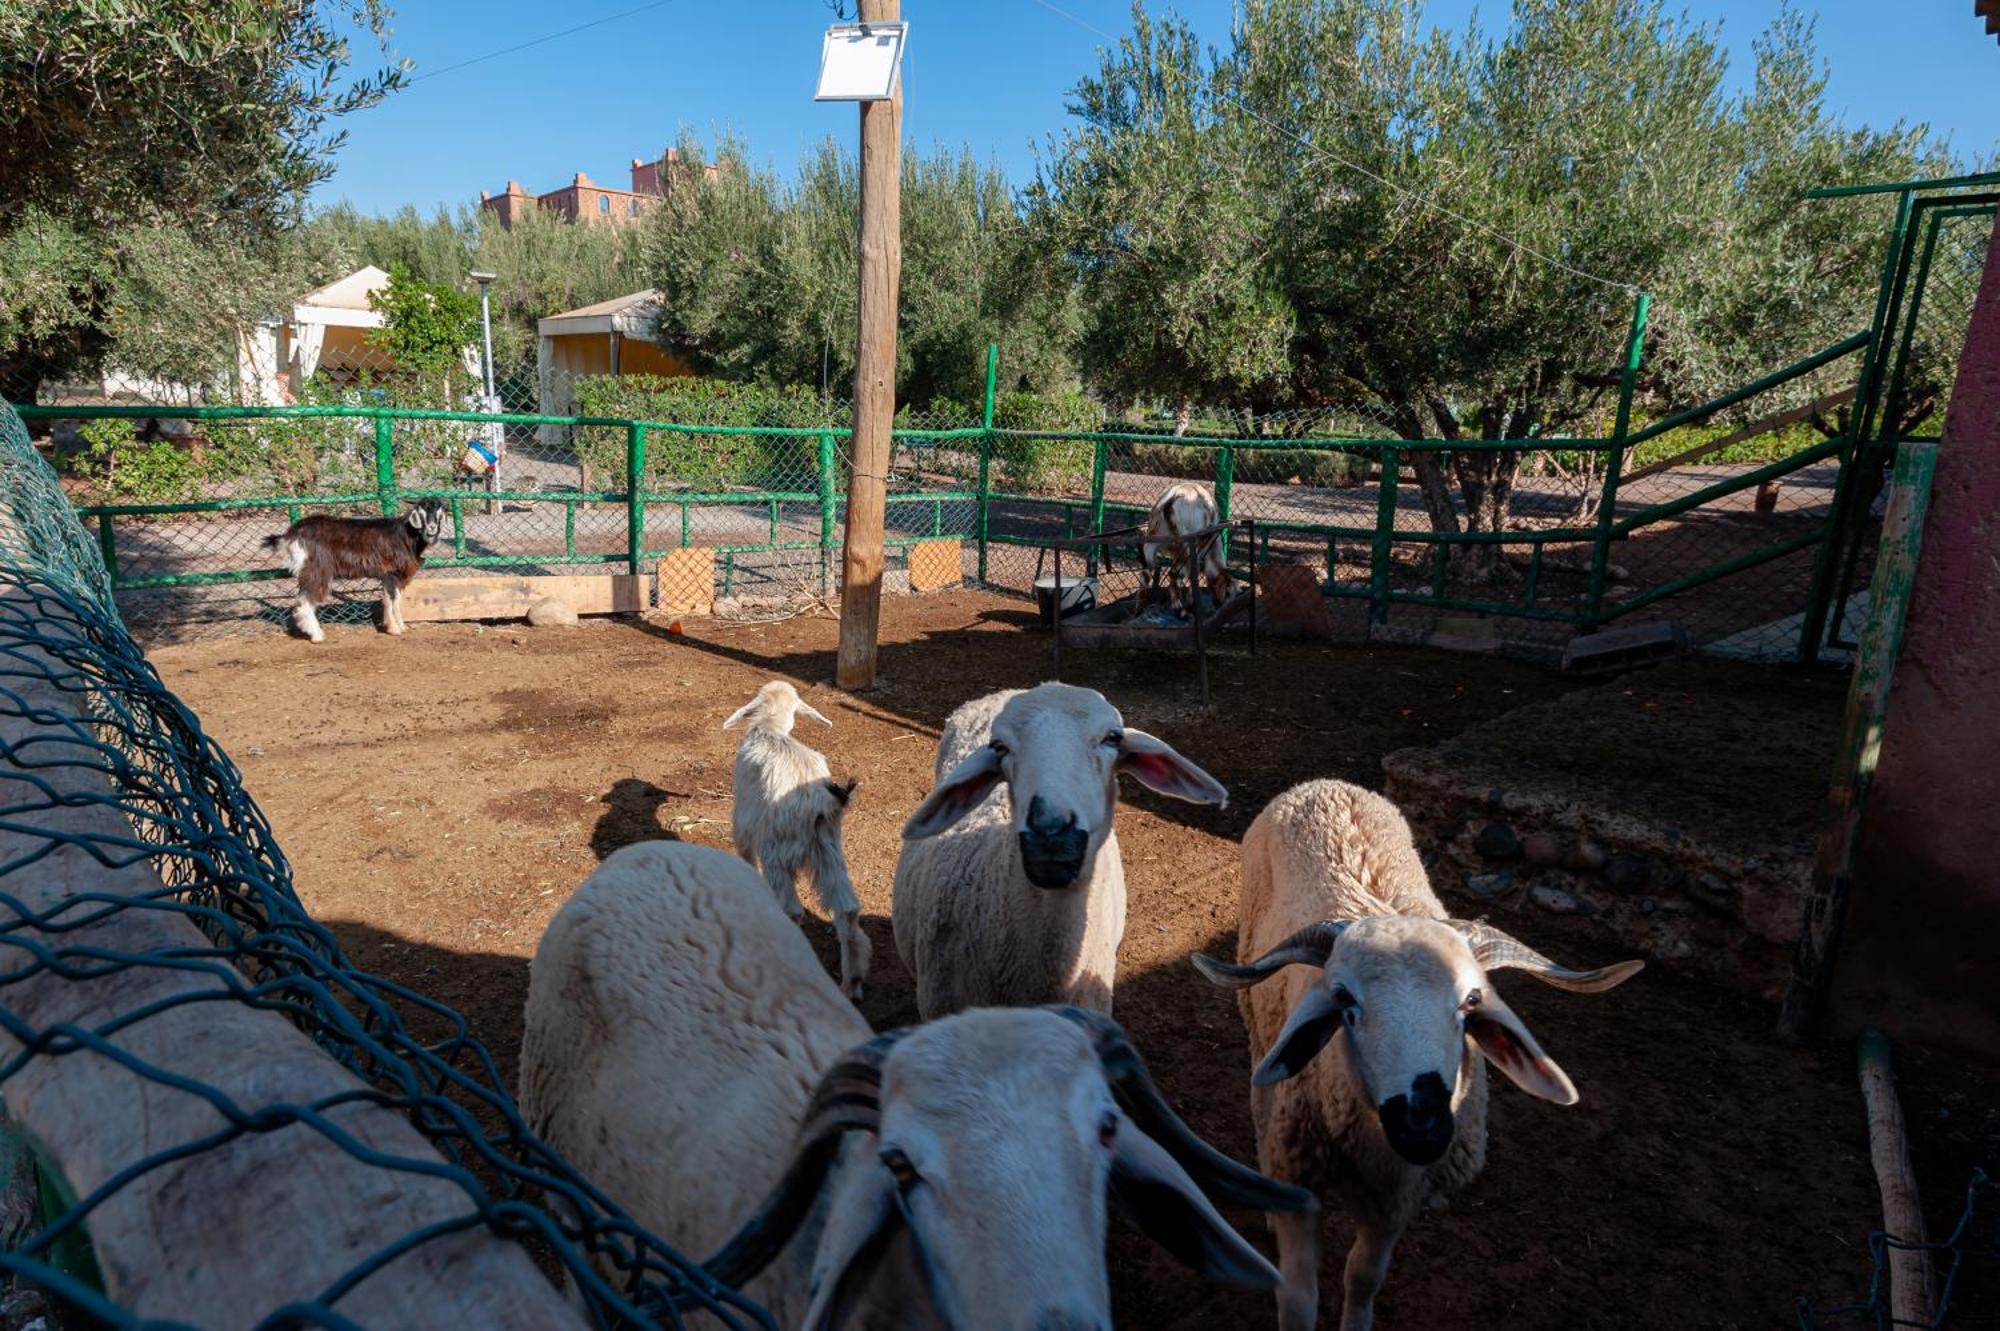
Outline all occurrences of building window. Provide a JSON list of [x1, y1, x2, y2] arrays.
[[628, 198, 638, 216], [598, 195, 610, 214]]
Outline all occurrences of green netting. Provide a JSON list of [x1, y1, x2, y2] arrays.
[[0, 399, 772, 1328]]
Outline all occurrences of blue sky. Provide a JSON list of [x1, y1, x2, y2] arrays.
[[321, 1, 2000, 218]]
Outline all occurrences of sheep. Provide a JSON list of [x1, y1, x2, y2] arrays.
[[260, 499, 444, 643], [519, 839, 1313, 1329], [1140, 480, 1234, 619], [894, 681, 1228, 1018], [723, 680, 870, 998], [1190, 779, 1643, 1331]]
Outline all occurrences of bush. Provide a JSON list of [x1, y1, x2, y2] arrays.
[[1124, 441, 1369, 489], [571, 375, 837, 492], [63, 418, 205, 504], [988, 389, 1101, 494]]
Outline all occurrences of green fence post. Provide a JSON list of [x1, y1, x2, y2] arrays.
[[95, 513, 119, 588], [374, 416, 396, 517], [1215, 444, 1236, 563], [977, 344, 997, 585], [819, 431, 839, 593], [1369, 447, 1400, 623], [627, 423, 647, 576], [1088, 436, 1108, 535], [1586, 291, 1651, 628]]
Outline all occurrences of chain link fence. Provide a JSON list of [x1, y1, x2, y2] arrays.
[[0, 398, 773, 1327], [1798, 1169, 1992, 1330]]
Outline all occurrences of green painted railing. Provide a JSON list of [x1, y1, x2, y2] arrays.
[[12, 314, 1878, 633]]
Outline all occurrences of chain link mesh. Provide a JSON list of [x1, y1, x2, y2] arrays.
[[0, 398, 771, 1329], [1797, 1169, 1992, 1330]]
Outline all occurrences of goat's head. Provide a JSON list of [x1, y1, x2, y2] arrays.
[[405, 499, 445, 549], [1194, 919, 1642, 1166], [901, 684, 1227, 890], [722, 679, 833, 733], [705, 1007, 1309, 1330]]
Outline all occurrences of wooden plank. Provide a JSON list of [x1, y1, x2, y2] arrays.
[[0, 589, 584, 1329], [400, 573, 649, 622], [1779, 442, 1938, 1038], [657, 547, 716, 615], [1622, 386, 1855, 483], [1857, 1028, 1935, 1324], [835, 0, 902, 690], [906, 539, 962, 593]]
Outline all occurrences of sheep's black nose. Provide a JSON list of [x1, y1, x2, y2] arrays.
[[1378, 1072, 1454, 1166], [1020, 796, 1087, 889]]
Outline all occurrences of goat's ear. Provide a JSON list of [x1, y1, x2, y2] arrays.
[[1466, 993, 1578, 1106], [824, 777, 858, 807], [1111, 1123, 1282, 1291], [801, 1163, 902, 1331], [798, 700, 834, 728], [1251, 985, 1344, 1088], [721, 699, 759, 731], [902, 745, 1004, 840], [1116, 730, 1228, 808]]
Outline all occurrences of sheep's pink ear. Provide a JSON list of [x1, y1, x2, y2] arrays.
[[1466, 995, 1578, 1106], [1117, 730, 1228, 808], [902, 746, 1004, 840], [721, 699, 759, 731]]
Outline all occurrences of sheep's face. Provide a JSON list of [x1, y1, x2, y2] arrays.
[[801, 1010, 1278, 1330], [901, 684, 1227, 891], [1249, 918, 1583, 1167]]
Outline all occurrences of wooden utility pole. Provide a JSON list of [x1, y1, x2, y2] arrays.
[[835, 0, 902, 690]]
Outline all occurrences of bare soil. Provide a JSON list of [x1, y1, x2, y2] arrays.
[[150, 590, 1999, 1330]]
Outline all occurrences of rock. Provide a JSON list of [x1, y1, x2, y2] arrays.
[[527, 597, 578, 628], [1472, 821, 1522, 860], [711, 596, 743, 617], [1603, 854, 1652, 894], [1522, 831, 1565, 867], [1565, 838, 1608, 872], [1687, 872, 1738, 915], [1530, 885, 1585, 915], [1464, 870, 1515, 900]]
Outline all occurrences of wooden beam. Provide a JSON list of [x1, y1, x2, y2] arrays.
[[400, 573, 650, 622], [1621, 386, 1856, 483], [1857, 1028, 1935, 1324], [835, 0, 902, 690], [0, 590, 583, 1329]]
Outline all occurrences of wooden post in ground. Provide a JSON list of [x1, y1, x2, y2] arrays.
[[1856, 1028, 1934, 1324], [835, 0, 902, 690]]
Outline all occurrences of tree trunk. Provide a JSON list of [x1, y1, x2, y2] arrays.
[[1449, 448, 1521, 585], [1173, 399, 1192, 437]]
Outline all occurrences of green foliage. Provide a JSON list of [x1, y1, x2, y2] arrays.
[[64, 419, 205, 504], [368, 265, 479, 381], [571, 375, 835, 491], [988, 390, 1101, 493], [0, 0, 405, 396], [640, 134, 1078, 406]]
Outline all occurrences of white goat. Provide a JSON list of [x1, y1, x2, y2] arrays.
[[520, 839, 1311, 1330], [1140, 480, 1233, 619], [894, 682, 1228, 1018], [1192, 780, 1643, 1331], [724, 680, 869, 999]]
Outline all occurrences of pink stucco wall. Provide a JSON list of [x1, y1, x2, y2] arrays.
[[1831, 220, 2000, 1059]]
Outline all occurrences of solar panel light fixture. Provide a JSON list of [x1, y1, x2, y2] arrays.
[[815, 20, 907, 101]]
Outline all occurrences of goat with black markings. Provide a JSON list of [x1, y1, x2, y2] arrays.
[[261, 500, 444, 643]]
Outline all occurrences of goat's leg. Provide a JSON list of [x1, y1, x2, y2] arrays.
[[380, 577, 407, 635], [762, 858, 805, 921], [291, 595, 326, 644], [832, 908, 870, 1001], [1337, 1220, 1400, 1331]]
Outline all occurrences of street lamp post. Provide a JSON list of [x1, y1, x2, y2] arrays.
[[470, 269, 500, 513]]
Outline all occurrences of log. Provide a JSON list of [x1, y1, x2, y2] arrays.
[[1857, 1027, 1934, 1325], [0, 584, 584, 1328], [399, 572, 649, 622], [1621, 386, 1856, 483]]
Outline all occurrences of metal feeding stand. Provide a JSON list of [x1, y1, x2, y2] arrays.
[[1042, 517, 1258, 706]]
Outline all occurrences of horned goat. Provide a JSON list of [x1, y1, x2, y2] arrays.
[[1140, 480, 1233, 619], [261, 499, 444, 643], [1192, 779, 1643, 1331], [894, 682, 1227, 1018], [723, 680, 869, 998], [519, 839, 1312, 1329]]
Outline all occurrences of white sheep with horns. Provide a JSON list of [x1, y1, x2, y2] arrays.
[[519, 839, 1315, 1330], [1191, 779, 1644, 1331], [893, 682, 1229, 1018], [724, 680, 869, 998]]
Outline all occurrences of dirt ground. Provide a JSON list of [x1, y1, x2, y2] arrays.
[[150, 590, 1998, 1330]]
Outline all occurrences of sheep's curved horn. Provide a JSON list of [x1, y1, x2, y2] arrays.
[[1450, 920, 1644, 993], [1189, 921, 1349, 990], [1048, 1007, 1314, 1215], [703, 1029, 911, 1286]]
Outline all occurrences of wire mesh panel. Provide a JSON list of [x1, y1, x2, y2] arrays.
[[0, 400, 770, 1329]]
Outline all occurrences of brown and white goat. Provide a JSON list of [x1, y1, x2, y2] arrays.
[[262, 500, 444, 643], [1141, 480, 1234, 618]]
